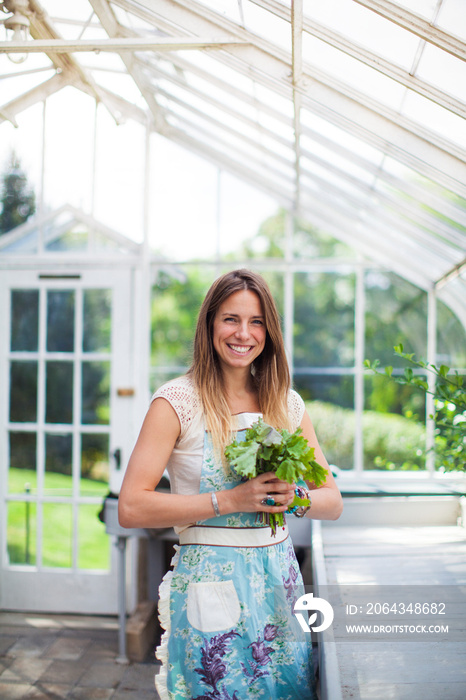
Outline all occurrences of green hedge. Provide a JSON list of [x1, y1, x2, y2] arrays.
[[306, 401, 426, 470]]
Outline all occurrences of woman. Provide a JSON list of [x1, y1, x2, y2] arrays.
[[119, 269, 343, 700]]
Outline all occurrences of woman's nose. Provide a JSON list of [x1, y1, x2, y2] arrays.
[[235, 322, 249, 339]]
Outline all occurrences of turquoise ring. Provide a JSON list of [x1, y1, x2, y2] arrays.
[[262, 495, 276, 506]]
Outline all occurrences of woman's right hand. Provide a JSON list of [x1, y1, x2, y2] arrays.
[[225, 472, 295, 514]]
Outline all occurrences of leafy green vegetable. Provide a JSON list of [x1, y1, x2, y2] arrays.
[[225, 418, 328, 535]]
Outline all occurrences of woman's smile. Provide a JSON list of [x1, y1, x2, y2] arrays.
[[228, 344, 253, 355]]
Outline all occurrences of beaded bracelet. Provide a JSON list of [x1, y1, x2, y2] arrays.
[[293, 485, 312, 518]]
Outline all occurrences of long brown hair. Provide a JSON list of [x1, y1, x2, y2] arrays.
[[188, 269, 291, 453]]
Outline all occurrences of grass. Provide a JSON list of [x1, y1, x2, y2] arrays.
[[7, 469, 110, 569]]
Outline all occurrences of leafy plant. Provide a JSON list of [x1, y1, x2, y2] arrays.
[[225, 418, 327, 534], [364, 344, 466, 471]]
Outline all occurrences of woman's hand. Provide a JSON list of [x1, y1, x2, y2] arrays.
[[222, 472, 295, 514]]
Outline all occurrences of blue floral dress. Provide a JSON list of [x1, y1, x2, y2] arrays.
[[155, 421, 316, 700]]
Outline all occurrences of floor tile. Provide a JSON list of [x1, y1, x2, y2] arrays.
[[0, 681, 34, 699], [43, 636, 92, 661], [24, 682, 72, 699], [0, 637, 19, 655], [7, 634, 58, 658], [76, 660, 126, 689], [38, 659, 90, 685], [112, 690, 158, 700], [0, 657, 54, 684], [68, 688, 115, 699], [120, 663, 158, 691]]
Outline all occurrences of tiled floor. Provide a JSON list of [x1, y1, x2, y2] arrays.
[[0, 612, 160, 699]]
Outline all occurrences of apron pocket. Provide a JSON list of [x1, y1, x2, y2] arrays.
[[187, 580, 241, 632]]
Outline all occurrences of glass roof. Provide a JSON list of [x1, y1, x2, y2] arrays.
[[0, 0, 465, 324]]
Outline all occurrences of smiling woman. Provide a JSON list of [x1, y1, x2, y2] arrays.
[[118, 268, 342, 700]]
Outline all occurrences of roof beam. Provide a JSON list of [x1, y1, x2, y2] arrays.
[[353, 0, 466, 62], [25, 0, 123, 123], [153, 84, 460, 266], [0, 72, 68, 125], [435, 257, 466, 290], [88, 0, 168, 133], [252, 0, 466, 119], [161, 126, 295, 210], [291, 0, 303, 210], [128, 0, 466, 198], [141, 50, 466, 229], [297, 201, 433, 291], [0, 37, 249, 53]]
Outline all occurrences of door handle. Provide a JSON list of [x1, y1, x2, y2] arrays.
[[113, 448, 121, 469]]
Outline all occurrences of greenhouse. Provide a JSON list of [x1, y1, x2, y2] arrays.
[[0, 0, 465, 697]]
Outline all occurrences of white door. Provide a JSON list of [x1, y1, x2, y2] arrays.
[[0, 268, 135, 613]]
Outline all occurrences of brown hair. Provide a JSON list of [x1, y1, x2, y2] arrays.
[[188, 268, 291, 453]]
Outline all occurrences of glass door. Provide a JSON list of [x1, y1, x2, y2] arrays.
[[0, 268, 134, 613]]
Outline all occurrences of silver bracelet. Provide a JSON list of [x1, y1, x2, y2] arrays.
[[211, 491, 221, 517]]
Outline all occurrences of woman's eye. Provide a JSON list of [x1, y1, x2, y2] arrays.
[[252, 319, 264, 325]]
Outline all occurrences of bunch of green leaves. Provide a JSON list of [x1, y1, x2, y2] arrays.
[[364, 344, 465, 471], [224, 418, 328, 534]]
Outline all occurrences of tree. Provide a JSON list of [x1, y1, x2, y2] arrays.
[[0, 151, 36, 235], [150, 268, 213, 390], [365, 345, 466, 471]]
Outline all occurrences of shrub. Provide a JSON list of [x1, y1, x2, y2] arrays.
[[306, 401, 425, 470]]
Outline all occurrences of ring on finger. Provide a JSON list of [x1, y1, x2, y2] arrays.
[[261, 494, 276, 506]]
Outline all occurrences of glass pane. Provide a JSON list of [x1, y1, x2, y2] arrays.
[[11, 290, 39, 351], [7, 501, 37, 566], [47, 290, 75, 352], [294, 272, 355, 368], [150, 267, 214, 379], [45, 433, 73, 496], [437, 300, 466, 367], [42, 504, 72, 568], [81, 362, 110, 424], [83, 289, 112, 353], [8, 432, 37, 493], [10, 361, 37, 422], [294, 373, 354, 407], [78, 504, 110, 570], [294, 375, 354, 469], [305, 399, 355, 471], [46, 361, 73, 423], [46, 229, 88, 252], [81, 434, 109, 496], [364, 375, 426, 471], [365, 271, 427, 366]]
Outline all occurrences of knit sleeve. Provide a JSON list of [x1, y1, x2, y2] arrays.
[[287, 389, 305, 432], [151, 375, 201, 439]]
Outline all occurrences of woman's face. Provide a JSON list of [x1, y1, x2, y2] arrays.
[[212, 289, 266, 372]]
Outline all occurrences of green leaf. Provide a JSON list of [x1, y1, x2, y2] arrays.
[[224, 439, 260, 479], [439, 365, 450, 378], [385, 366, 393, 377], [414, 379, 428, 391]]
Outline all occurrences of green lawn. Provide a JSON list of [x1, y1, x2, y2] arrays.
[[7, 469, 110, 569]]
